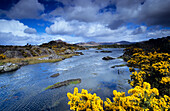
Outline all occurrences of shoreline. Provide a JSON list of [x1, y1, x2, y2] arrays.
[[0, 53, 81, 73]]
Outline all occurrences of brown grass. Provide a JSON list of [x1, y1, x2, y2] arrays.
[[0, 54, 79, 65]]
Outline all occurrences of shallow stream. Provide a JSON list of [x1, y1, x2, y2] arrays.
[[0, 48, 132, 111]]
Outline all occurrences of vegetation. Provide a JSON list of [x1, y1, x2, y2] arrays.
[[0, 55, 62, 65], [0, 54, 6, 60], [127, 48, 170, 96], [68, 82, 170, 111], [45, 79, 81, 90], [45, 82, 60, 90]]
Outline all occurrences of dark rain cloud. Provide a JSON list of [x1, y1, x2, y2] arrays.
[[0, 0, 20, 10], [38, 0, 64, 13], [1, 0, 170, 28], [131, 26, 147, 35], [0, 0, 44, 19], [137, 0, 170, 27]]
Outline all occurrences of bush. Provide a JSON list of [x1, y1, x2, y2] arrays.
[[0, 54, 6, 60], [67, 83, 170, 111]]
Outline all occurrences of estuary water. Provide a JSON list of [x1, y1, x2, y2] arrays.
[[0, 48, 132, 111]]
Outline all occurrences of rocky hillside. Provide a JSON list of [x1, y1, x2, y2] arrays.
[[130, 36, 170, 53], [0, 40, 85, 59]]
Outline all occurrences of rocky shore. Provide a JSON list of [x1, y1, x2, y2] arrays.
[[0, 40, 86, 73]]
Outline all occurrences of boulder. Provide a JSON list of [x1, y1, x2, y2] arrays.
[[102, 56, 115, 60], [64, 49, 74, 54], [0, 66, 4, 72], [0, 63, 20, 73]]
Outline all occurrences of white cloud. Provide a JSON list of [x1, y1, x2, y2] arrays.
[[45, 18, 115, 38], [0, 19, 85, 45], [0, 19, 28, 36], [45, 17, 170, 43]]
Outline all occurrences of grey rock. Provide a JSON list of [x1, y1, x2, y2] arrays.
[[102, 56, 115, 60], [5, 63, 12, 67], [4, 51, 24, 58], [64, 49, 73, 54], [3, 63, 20, 72], [0, 66, 4, 71]]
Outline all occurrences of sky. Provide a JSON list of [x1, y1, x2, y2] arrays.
[[0, 0, 170, 45]]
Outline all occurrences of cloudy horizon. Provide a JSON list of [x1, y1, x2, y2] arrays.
[[0, 0, 170, 45]]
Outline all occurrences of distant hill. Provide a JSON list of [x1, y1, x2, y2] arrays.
[[114, 41, 135, 45], [99, 42, 115, 45], [77, 41, 134, 46], [76, 41, 100, 46]]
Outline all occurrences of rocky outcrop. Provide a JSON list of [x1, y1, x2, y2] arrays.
[[0, 63, 20, 73], [100, 50, 112, 53], [102, 56, 115, 60], [4, 51, 24, 58]]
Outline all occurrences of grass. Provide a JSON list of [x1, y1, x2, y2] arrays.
[[69, 80, 81, 84], [45, 82, 60, 90], [0, 54, 79, 66], [60, 54, 79, 58], [116, 64, 127, 67], [45, 79, 81, 90]]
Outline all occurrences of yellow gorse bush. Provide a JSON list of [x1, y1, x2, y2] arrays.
[[105, 82, 170, 111], [127, 48, 170, 96], [67, 82, 170, 111], [0, 54, 6, 60], [67, 87, 104, 111]]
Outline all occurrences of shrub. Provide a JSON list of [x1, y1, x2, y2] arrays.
[[67, 82, 170, 111], [0, 54, 6, 60]]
